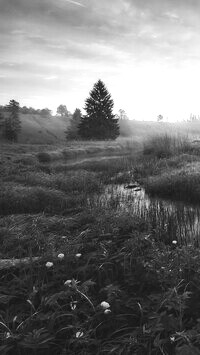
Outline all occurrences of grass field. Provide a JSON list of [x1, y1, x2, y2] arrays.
[[3, 112, 200, 144], [1, 138, 200, 354]]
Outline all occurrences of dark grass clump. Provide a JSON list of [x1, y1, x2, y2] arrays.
[[10, 170, 103, 194], [50, 156, 135, 184], [133, 153, 199, 182], [0, 212, 96, 258], [37, 151, 51, 163], [0, 183, 85, 216], [145, 162, 200, 203]]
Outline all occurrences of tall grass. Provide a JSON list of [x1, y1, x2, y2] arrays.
[[0, 184, 85, 215], [143, 134, 191, 158], [145, 162, 200, 203], [0, 212, 94, 258], [9, 170, 103, 194]]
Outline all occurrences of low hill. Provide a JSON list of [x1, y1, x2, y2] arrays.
[[0, 113, 69, 144], [18, 114, 70, 144], [1, 113, 200, 144]]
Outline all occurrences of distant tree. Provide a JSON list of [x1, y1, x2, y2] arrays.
[[57, 105, 69, 117], [40, 108, 52, 117], [20, 106, 37, 114], [20, 106, 30, 114], [66, 108, 82, 140], [157, 114, 163, 122], [188, 114, 200, 122], [4, 99, 21, 142], [116, 109, 129, 120], [0, 105, 5, 113], [79, 79, 119, 140]]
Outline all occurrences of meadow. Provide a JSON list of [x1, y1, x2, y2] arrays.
[[1, 137, 200, 354]]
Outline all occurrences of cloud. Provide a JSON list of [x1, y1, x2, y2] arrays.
[[44, 75, 58, 80], [63, 0, 86, 7], [1, 0, 200, 118]]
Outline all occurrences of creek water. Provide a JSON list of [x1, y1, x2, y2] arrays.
[[94, 184, 200, 245]]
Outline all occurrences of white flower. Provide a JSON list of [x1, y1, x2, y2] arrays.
[[75, 253, 82, 258], [45, 261, 53, 268], [58, 253, 65, 259], [5, 332, 11, 339], [104, 309, 111, 314], [70, 301, 77, 310], [100, 301, 110, 310], [170, 336, 175, 342], [64, 279, 72, 287], [62, 236, 67, 239], [76, 331, 83, 338], [172, 240, 177, 245]]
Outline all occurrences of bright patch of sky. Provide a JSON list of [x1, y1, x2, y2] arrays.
[[0, 0, 200, 121]]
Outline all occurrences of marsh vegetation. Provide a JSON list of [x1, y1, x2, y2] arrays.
[[1, 137, 200, 354]]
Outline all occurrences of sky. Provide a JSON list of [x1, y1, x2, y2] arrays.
[[1, 0, 200, 121]]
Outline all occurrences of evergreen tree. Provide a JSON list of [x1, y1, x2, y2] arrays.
[[4, 99, 21, 142], [66, 108, 82, 140], [79, 80, 119, 140]]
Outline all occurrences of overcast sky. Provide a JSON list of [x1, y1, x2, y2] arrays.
[[1, 0, 200, 120]]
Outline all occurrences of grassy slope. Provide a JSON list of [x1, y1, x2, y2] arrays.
[[4, 112, 200, 144], [16, 114, 69, 144]]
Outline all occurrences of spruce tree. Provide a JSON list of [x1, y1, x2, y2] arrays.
[[79, 80, 119, 140], [66, 108, 82, 140], [4, 99, 21, 142]]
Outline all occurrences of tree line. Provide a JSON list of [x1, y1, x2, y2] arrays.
[[0, 80, 121, 142]]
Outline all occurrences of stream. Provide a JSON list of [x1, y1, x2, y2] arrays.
[[93, 184, 200, 245]]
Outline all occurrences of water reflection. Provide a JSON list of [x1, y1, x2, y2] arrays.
[[94, 184, 200, 244]]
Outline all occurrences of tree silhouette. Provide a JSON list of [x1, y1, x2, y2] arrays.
[[79, 80, 119, 140], [4, 99, 21, 142], [66, 108, 82, 140], [57, 104, 67, 116]]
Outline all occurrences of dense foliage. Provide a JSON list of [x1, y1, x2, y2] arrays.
[[4, 99, 21, 142], [56, 105, 71, 119], [79, 80, 119, 140], [66, 108, 82, 140]]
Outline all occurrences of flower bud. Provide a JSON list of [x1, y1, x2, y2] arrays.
[[58, 253, 65, 259], [76, 331, 83, 338], [75, 253, 82, 258], [45, 261, 53, 268], [64, 280, 72, 287], [100, 301, 110, 310]]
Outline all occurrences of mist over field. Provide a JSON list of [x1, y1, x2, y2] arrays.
[[1, 112, 200, 144]]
